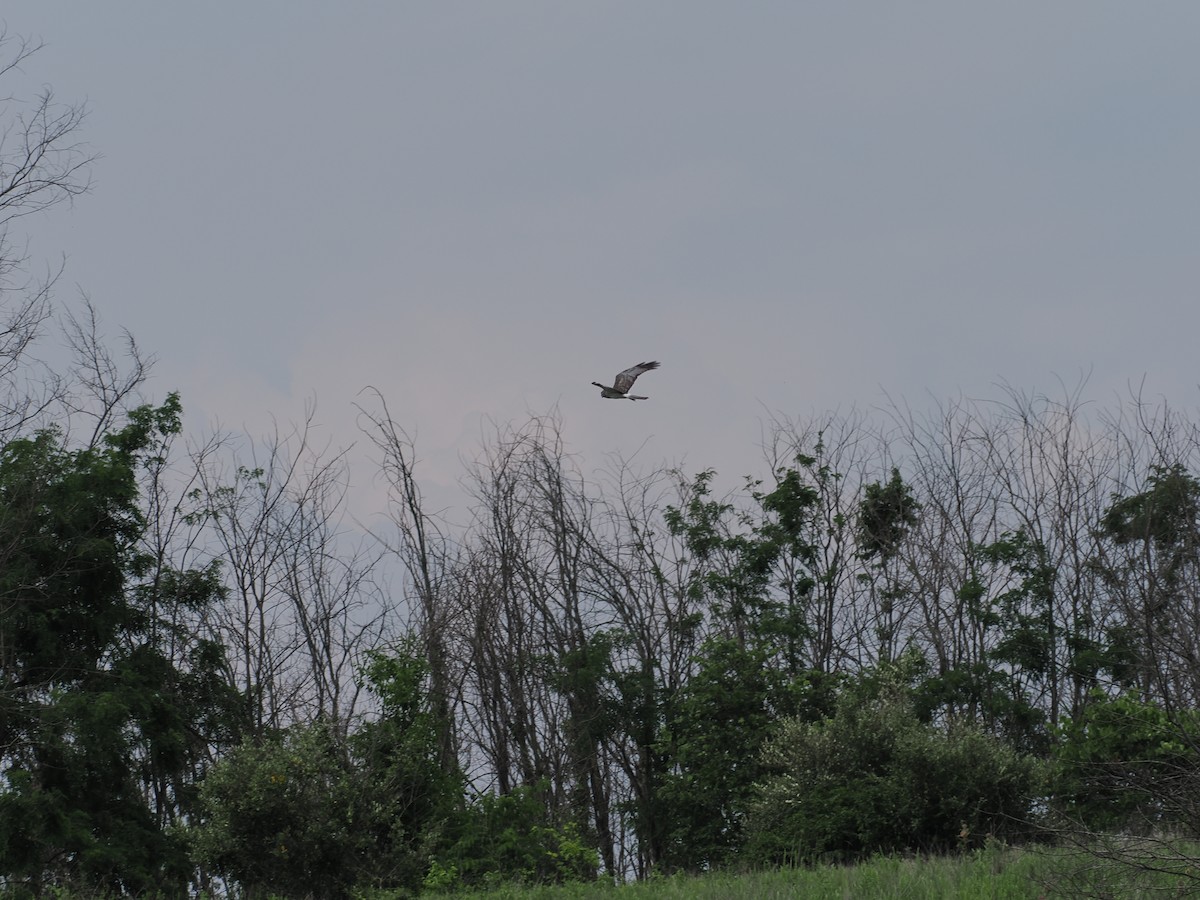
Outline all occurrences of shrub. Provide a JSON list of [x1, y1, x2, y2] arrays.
[[430, 783, 599, 890], [190, 723, 364, 899], [744, 685, 1041, 864], [190, 646, 462, 898]]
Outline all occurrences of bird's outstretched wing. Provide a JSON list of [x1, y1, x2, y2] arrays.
[[612, 361, 660, 394]]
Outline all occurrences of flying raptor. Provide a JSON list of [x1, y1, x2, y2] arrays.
[[592, 361, 660, 400]]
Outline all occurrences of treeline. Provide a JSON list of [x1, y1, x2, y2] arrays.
[[5, 31, 1200, 899], [8, 361, 1200, 897], [368, 391, 1200, 877]]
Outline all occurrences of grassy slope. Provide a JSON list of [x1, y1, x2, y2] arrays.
[[436, 844, 1200, 899]]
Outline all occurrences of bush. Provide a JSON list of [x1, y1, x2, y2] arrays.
[[429, 783, 599, 890], [190, 723, 379, 898], [744, 685, 1041, 864], [190, 646, 463, 898]]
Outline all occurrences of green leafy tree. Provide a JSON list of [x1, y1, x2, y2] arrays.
[[1054, 692, 1200, 833], [1101, 465, 1200, 578], [1096, 465, 1200, 703], [655, 638, 778, 871], [0, 397, 238, 896], [351, 644, 464, 892], [858, 467, 920, 562], [857, 467, 920, 662], [912, 531, 1054, 754], [655, 456, 841, 871]]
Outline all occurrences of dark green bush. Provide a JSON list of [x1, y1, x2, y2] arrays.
[[429, 783, 599, 891], [191, 645, 462, 899], [190, 724, 367, 899], [744, 685, 1041, 864]]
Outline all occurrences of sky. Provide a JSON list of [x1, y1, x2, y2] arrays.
[[3, 3, 1199, 518]]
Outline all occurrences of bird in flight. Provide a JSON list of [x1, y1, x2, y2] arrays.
[[593, 361, 660, 400]]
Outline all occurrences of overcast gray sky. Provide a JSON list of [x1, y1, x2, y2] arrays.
[[4, 4, 1199, 511]]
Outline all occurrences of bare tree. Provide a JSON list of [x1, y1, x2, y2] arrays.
[[588, 454, 703, 876], [0, 31, 97, 439], [357, 387, 461, 774], [0, 31, 94, 230], [190, 405, 386, 735], [60, 297, 150, 447]]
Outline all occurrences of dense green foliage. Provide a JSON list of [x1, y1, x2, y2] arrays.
[[192, 723, 368, 898], [191, 646, 461, 898], [189, 647, 600, 899], [745, 677, 1041, 864], [1053, 691, 1200, 833], [432, 784, 600, 891], [0, 399, 240, 897]]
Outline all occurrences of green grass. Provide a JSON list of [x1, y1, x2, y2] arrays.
[[9, 844, 1198, 899], [431, 843, 1200, 899]]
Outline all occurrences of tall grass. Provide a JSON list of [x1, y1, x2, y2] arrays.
[[432, 843, 1200, 899], [7, 844, 1194, 899]]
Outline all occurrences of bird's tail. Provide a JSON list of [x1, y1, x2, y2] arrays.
[[627, 394, 649, 401]]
